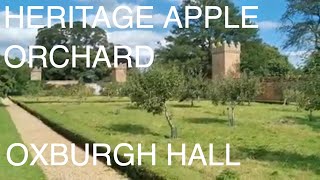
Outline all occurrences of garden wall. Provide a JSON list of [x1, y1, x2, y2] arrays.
[[256, 78, 283, 103]]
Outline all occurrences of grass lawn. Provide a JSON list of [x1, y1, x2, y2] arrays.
[[15, 96, 320, 179], [0, 102, 45, 180]]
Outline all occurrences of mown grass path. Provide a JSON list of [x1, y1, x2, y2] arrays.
[[2, 98, 127, 180]]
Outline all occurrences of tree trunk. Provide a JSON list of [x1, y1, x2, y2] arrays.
[[283, 98, 288, 106], [164, 104, 177, 138], [309, 110, 313, 121], [227, 107, 230, 124], [191, 99, 194, 107], [228, 103, 236, 127]]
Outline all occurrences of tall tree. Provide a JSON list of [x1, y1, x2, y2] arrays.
[[0, 67, 14, 98], [157, 0, 260, 76], [280, 0, 320, 51], [35, 22, 111, 82], [36, 22, 108, 51], [241, 42, 294, 76], [0, 56, 30, 96]]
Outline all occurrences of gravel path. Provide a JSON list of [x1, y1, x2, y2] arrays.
[[2, 98, 127, 180]]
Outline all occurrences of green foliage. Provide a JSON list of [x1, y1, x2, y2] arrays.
[[241, 42, 294, 76], [35, 22, 112, 82], [297, 74, 320, 120], [216, 169, 240, 180], [207, 75, 260, 126], [220, 77, 242, 103], [23, 81, 45, 96], [126, 66, 181, 138], [43, 84, 94, 98], [0, 56, 30, 96], [207, 79, 222, 105], [36, 22, 108, 51], [177, 64, 206, 106], [127, 67, 180, 114], [283, 89, 300, 105], [101, 82, 125, 97], [303, 51, 320, 74], [296, 92, 309, 111], [0, 67, 15, 97], [209, 77, 241, 126], [280, 77, 302, 105], [238, 74, 261, 105]]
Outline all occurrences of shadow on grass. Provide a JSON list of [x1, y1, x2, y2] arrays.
[[99, 124, 161, 137], [269, 107, 299, 113], [185, 117, 227, 124], [124, 105, 139, 110], [22, 100, 129, 104], [171, 104, 201, 108], [283, 116, 320, 132], [239, 147, 320, 174]]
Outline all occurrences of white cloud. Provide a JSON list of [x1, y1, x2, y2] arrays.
[[257, 21, 281, 30], [0, 11, 38, 58], [109, 30, 167, 57], [283, 50, 310, 66]]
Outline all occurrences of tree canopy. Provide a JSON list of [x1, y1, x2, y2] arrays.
[[34, 22, 112, 82], [126, 65, 181, 138], [280, 0, 320, 51], [241, 42, 294, 76], [0, 56, 30, 96]]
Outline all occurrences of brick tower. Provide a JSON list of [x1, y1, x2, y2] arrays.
[[212, 41, 241, 78], [112, 63, 127, 83]]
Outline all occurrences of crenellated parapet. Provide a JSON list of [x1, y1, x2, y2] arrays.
[[212, 41, 241, 54]]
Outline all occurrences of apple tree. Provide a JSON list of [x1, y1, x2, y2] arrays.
[[298, 74, 320, 121], [126, 66, 181, 138]]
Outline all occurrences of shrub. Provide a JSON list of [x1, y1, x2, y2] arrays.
[[43, 84, 94, 98], [101, 82, 125, 97], [216, 169, 240, 180], [23, 81, 45, 96]]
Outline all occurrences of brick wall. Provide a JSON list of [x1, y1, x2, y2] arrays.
[[256, 78, 283, 103]]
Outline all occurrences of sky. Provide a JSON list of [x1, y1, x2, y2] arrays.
[[0, 0, 305, 65]]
